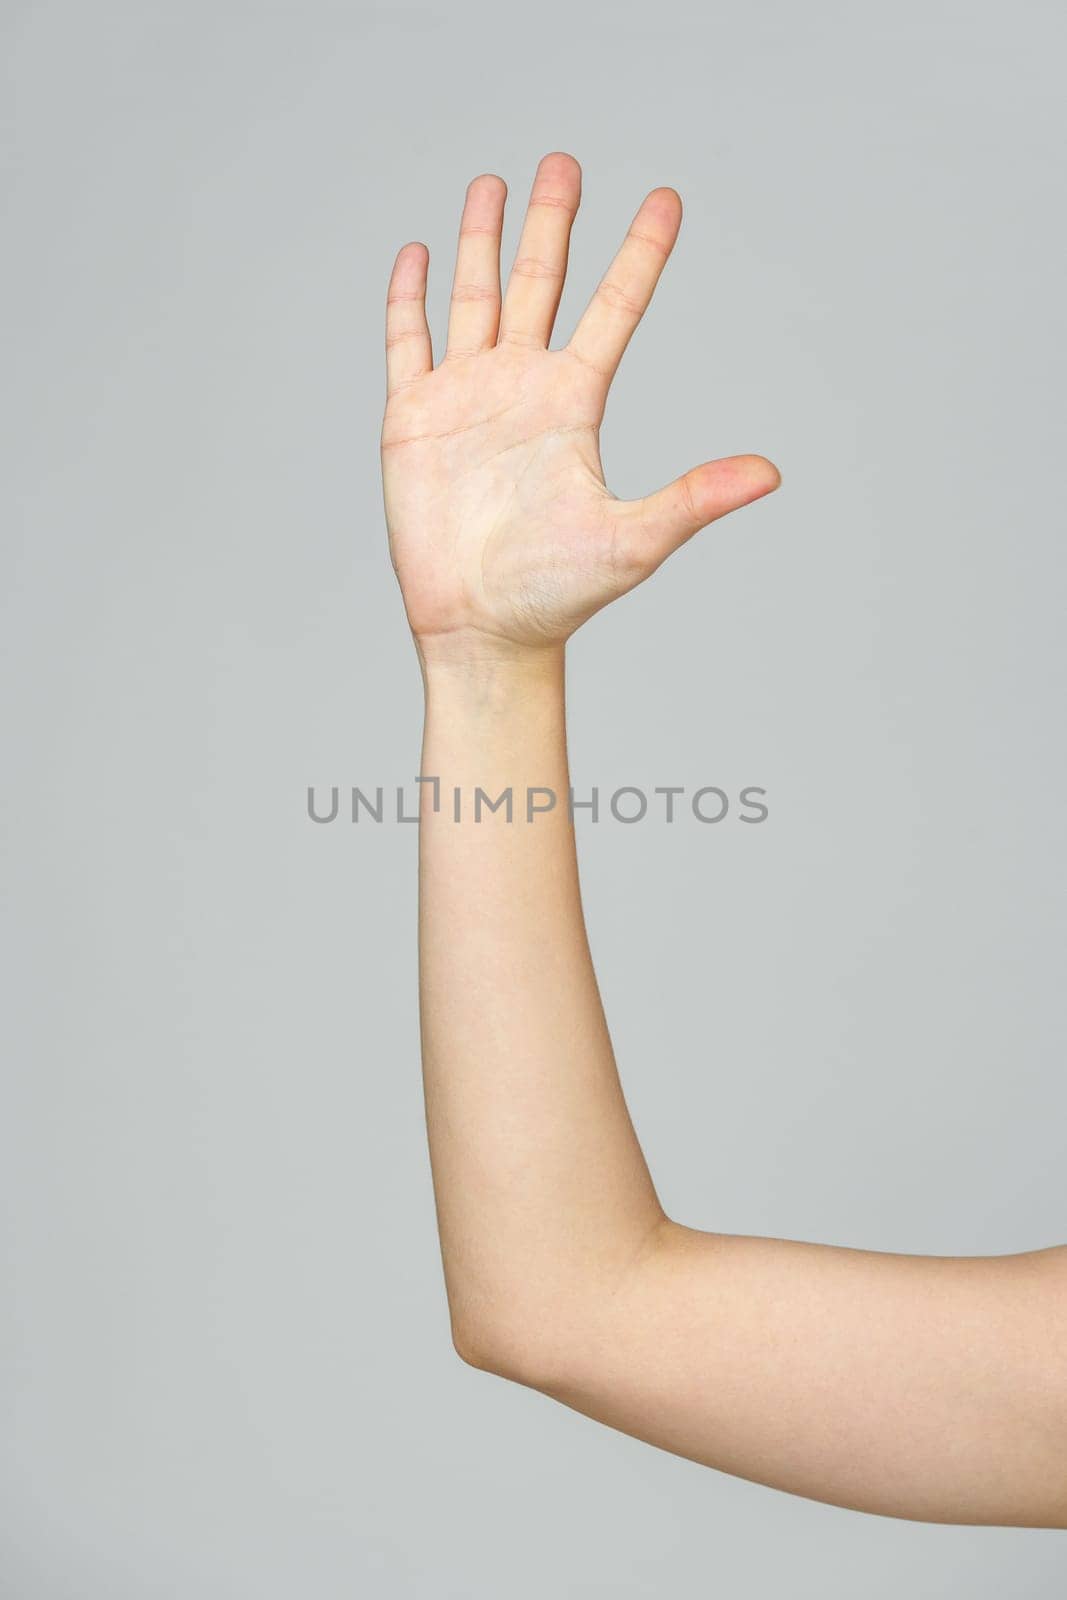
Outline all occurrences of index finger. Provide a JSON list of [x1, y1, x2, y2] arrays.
[[566, 188, 682, 381]]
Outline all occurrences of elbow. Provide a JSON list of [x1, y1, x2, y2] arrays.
[[448, 1300, 585, 1392], [451, 1322, 504, 1376], [448, 1218, 674, 1389]]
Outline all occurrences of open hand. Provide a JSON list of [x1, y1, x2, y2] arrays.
[[381, 153, 780, 663]]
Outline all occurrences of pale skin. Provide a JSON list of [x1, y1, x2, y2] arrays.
[[381, 152, 1067, 1526]]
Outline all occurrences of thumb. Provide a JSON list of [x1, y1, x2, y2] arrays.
[[619, 453, 781, 573]]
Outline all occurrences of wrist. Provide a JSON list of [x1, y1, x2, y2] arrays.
[[416, 631, 566, 703]]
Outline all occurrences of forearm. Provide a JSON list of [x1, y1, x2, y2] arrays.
[[417, 644, 665, 1375]]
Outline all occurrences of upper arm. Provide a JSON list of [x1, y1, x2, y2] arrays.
[[536, 1225, 1067, 1526]]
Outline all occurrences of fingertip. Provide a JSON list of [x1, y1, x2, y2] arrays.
[[468, 172, 507, 198], [647, 186, 683, 221], [690, 454, 781, 516], [534, 151, 582, 206], [707, 454, 781, 492], [389, 241, 429, 295], [539, 150, 582, 177], [746, 454, 782, 494], [632, 187, 682, 252]]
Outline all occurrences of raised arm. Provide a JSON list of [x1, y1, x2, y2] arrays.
[[380, 152, 1067, 1527]]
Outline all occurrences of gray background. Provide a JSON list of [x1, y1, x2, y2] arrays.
[[3, 0, 1066, 1593]]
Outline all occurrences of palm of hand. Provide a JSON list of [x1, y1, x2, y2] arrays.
[[383, 342, 619, 647], [381, 154, 779, 659]]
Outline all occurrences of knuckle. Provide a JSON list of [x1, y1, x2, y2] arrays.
[[497, 328, 544, 349], [563, 344, 612, 382], [528, 190, 578, 216], [678, 472, 701, 526], [626, 227, 671, 259], [450, 282, 499, 302], [510, 256, 564, 281], [595, 278, 644, 315]]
